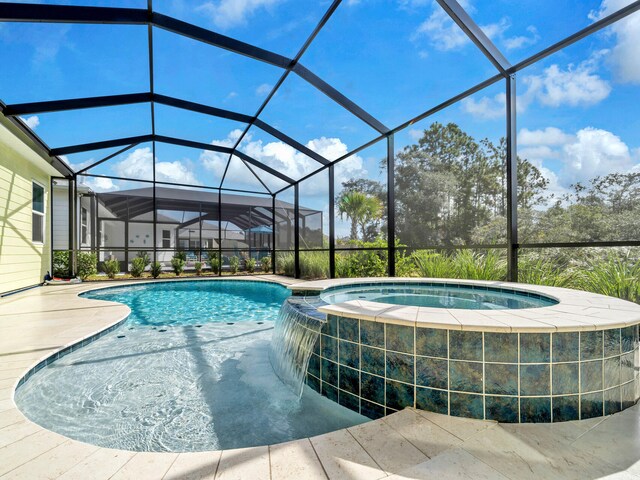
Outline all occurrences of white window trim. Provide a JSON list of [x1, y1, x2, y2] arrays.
[[32, 180, 46, 245]]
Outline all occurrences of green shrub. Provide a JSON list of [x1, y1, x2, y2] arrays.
[[276, 252, 295, 276], [52, 251, 70, 277], [229, 256, 239, 274], [451, 249, 507, 281], [102, 258, 120, 279], [300, 251, 330, 279], [136, 251, 151, 267], [576, 253, 640, 303], [261, 256, 272, 273], [195, 261, 203, 275], [174, 250, 187, 261], [150, 261, 162, 278], [130, 257, 146, 278], [336, 250, 386, 278], [518, 253, 573, 287], [171, 256, 185, 276], [77, 252, 98, 280], [246, 257, 256, 273], [207, 250, 219, 274]]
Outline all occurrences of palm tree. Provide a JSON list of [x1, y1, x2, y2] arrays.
[[337, 191, 382, 241]]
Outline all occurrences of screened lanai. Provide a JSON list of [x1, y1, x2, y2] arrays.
[[1, 0, 639, 283]]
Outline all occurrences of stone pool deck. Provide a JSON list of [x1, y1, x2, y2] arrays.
[[1, 276, 640, 479]]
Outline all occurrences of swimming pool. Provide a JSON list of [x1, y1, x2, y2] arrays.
[[320, 282, 558, 309], [14, 280, 367, 452]]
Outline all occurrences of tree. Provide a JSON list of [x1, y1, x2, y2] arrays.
[[337, 191, 382, 241]]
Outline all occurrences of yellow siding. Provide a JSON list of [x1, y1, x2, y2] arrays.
[[0, 119, 59, 295]]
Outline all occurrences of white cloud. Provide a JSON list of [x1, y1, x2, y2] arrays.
[[21, 115, 40, 129], [408, 129, 423, 141], [522, 52, 611, 107], [461, 93, 505, 119], [590, 0, 640, 84], [198, 0, 281, 29], [503, 25, 540, 50], [110, 147, 202, 186], [413, 2, 470, 51], [519, 127, 574, 146], [82, 176, 119, 193], [255, 83, 272, 96]]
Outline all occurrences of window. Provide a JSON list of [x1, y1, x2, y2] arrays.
[[162, 229, 171, 248], [81, 207, 88, 245], [32, 182, 45, 243]]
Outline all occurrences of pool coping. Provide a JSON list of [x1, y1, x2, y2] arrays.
[[2, 276, 640, 479], [288, 277, 640, 333]]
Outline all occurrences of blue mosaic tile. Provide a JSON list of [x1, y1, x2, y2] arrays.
[[416, 387, 448, 415], [581, 360, 603, 393], [308, 353, 320, 378], [450, 361, 483, 394], [312, 337, 320, 356], [485, 363, 518, 395], [449, 331, 482, 362], [386, 323, 414, 354], [621, 352, 635, 383], [361, 372, 385, 405], [321, 335, 338, 360], [416, 327, 447, 358], [450, 392, 483, 419], [339, 316, 359, 343], [485, 333, 518, 363], [386, 351, 415, 384], [306, 374, 320, 393], [416, 357, 448, 390], [581, 331, 603, 361], [361, 399, 385, 420], [360, 320, 384, 348], [338, 340, 360, 369], [339, 390, 360, 413], [604, 329, 621, 358], [604, 387, 621, 415], [520, 364, 550, 396], [553, 332, 579, 363], [386, 379, 414, 410], [622, 325, 638, 353], [521, 397, 551, 422], [321, 359, 338, 387], [552, 363, 579, 395], [322, 383, 338, 403], [604, 356, 621, 389], [552, 395, 579, 422], [339, 365, 360, 395], [581, 391, 604, 419], [520, 333, 550, 363], [485, 396, 518, 423], [361, 346, 385, 377]]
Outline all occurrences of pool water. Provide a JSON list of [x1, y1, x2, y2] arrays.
[[321, 283, 558, 309], [15, 281, 367, 452]]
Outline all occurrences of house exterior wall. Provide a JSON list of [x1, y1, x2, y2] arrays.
[[0, 118, 60, 295]]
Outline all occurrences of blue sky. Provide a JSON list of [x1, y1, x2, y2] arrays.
[[0, 0, 638, 235]]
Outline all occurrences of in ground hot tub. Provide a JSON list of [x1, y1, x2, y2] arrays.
[[286, 278, 640, 423]]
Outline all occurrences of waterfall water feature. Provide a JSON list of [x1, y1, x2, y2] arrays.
[[270, 299, 326, 397]]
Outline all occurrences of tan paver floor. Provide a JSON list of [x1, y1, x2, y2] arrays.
[[1, 277, 639, 479]]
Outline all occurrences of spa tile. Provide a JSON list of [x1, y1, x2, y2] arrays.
[[621, 325, 638, 353], [416, 387, 448, 415], [215, 446, 270, 480], [306, 374, 320, 393], [581, 360, 603, 393], [361, 346, 385, 377], [322, 383, 338, 403], [361, 399, 385, 420], [485, 363, 518, 395], [520, 397, 551, 423], [338, 316, 359, 343], [338, 340, 359, 369], [415, 327, 447, 358], [269, 439, 326, 480], [581, 330, 603, 360], [323, 315, 338, 338], [449, 331, 482, 362], [621, 351, 635, 383], [308, 353, 320, 378], [552, 395, 580, 422], [386, 380, 415, 410], [386, 351, 415, 384], [321, 359, 338, 387], [360, 320, 385, 348], [361, 372, 385, 405], [310, 428, 386, 480], [520, 364, 550, 396], [321, 335, 337, 360], [519, 333, 550, 363], [416, 356, 448, 390], [339, 365, 360, 395], [604, 387, 622, 416], [163, 451, 221, 480], [552, 332, 580, 363], [449, 392, 483, 420], [485, 396, 519, 423], [386, 323, 415, 354], [581, 392, 604, 419], [449, 361, 482, 394], [604, 356, 621, 389], [552, 363, 579, 395], [621, 381, 636, 409], [604, 328, 622, 357], [484, 332, 518, 363]]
